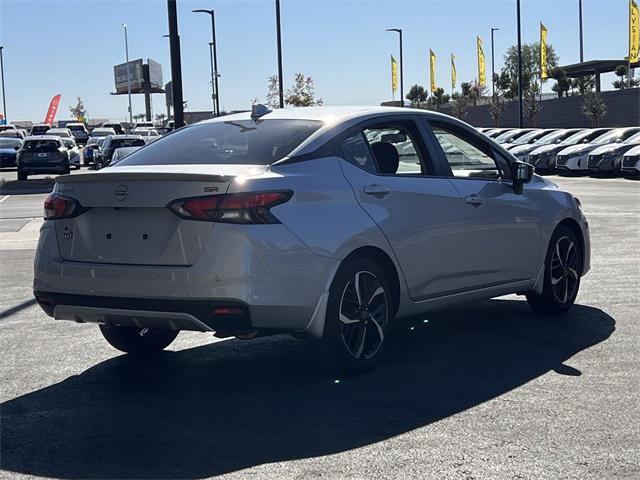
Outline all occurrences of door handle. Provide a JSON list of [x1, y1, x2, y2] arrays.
[[363, 185, 391, 196], [465, 195, 485, 206]]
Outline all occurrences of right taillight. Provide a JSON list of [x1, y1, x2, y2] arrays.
[[43, 193, 86, 220], [168, 191, 292, 224]]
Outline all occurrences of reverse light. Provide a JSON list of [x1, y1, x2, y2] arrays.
[[44, 193, 86, 220], [169, 191, 293, 224]]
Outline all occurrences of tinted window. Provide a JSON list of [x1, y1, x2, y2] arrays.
[[0, 139, 22, 149], [31, 126, 50, 135], [432, 126, 501, 179], [111, 138, 145, 148], [120, 120, 322, 166], [23, 140, 60, 152], [341, 132, 377, 173]]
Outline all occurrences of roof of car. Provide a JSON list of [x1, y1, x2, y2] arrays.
[[24, 135, 62, 141], [108, 134, 144, 139], [200, 105, 459, 125]]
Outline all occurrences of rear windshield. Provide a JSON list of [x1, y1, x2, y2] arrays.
[[31, 127, 50, 134], [0, 139, 22, 149], [119, 119, 323, 166], [23, 140, 60, 152], [68, 125, 85, 131], [111, 138, 145, 148]]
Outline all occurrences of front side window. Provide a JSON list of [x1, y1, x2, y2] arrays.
[[364, 126, 424, 175], [431, 126, 501, 179], [120, 119, 322, 166]]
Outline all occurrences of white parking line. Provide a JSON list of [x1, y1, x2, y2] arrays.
[[0, 195, 10, 204]]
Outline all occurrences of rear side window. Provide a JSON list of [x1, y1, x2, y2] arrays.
[[341, 132, 377, 173], [119, 119, 322, 166], [23, 140, 60, 152]]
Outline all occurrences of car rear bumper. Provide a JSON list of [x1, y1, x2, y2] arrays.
[[33, 220, 339, 333]]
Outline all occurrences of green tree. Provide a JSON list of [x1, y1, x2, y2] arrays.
[[499, 42, 559, 99], [285, 73, 323, 107], [69, 97, 87, 123], [406, 84, 427, 107], [572, 75, 595, 95], [453, 96, 470, 120], [582, 91, 607, 127], [155, 113, 167, 124], [430, 87, 450, 110], [266, 75, 280, 108], [612, 65, 640, 89], [550, 68, 572, 98], [523, 83, 542, 127]]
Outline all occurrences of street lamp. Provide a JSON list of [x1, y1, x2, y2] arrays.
[[386, 28, 403, 106], [193, 8, 220, 117], [491, 27, 499, 100], [578, 0, 584, 62], [0, 46, 6, 123], [515, 0, 523, 127], [122, 24, 133, 126], [275, 0, 284, 108]]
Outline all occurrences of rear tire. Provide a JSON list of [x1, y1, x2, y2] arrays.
[[312, 258, 394, 374], [526, 225, 582, 315], [17, 170, 27, 181], [99, 325, 179, 356]]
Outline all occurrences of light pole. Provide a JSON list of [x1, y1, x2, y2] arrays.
[[386, 28, 403, 106], [122, 24, 133, 127], [167, 0, 185, 128], [275, 0, 284, 108], [193, 8, 220, 117], [491, 28, 499, 100], [516, 0, 523, 127], [578, 0, 584, 62], [0, 46, 6, 123]]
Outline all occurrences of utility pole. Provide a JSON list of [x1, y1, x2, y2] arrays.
[[516, 0, 523, 127], [275, 0, 284, 108], [579, 0, 584, 62], [122, 25, 133, 127], [386, 28, 404, 106], [167, 0, 184, 128], [0, 46, 6, 123], [193, 9, 221, 117], [491, 27, 499, 100]]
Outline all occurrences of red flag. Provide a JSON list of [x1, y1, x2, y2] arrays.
[[44, 94, 62, 125]]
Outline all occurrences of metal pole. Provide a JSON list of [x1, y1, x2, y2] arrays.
[[516, 0, 523, 127], [168, 0, 185, 128], [0, 46, 6, 122], [491, 28, 499, 100], [208, 42, 216, 116], [211, 11, 220, 116], [122, 24, 133, 127], [579, 0, 584, 62], [275, 0, 284, 108], [386, 29, 403, 106]]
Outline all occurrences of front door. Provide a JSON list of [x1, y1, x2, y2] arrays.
[[427, 122, 541, 291]]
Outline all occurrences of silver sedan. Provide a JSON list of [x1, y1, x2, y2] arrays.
[[34, 106, 590, 373]]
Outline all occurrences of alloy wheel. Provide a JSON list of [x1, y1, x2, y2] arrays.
[[338, 271, 388, 360], [550, 236, 580, 304]]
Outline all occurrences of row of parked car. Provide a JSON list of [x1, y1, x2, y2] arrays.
[[478, 126, 640, 178], [0, 122, 156, 180]]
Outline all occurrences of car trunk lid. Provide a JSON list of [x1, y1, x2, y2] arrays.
[[52, 164, 268, 266]]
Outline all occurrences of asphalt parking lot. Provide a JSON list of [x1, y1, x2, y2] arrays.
[[0, 174, 638, 479]]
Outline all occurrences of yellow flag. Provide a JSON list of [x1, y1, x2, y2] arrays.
[[631, 0, 640, 63], [451, 53, 456, 90], [477, 36, 486, 87], [540, 22, 548, 80], [391, 55, 398, 93], [430, 49, 437, 93]]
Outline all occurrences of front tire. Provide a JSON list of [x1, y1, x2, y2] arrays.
[[527, 225, 582, 315], [99, 325, 179, 356], [313, 258, 394, 374]]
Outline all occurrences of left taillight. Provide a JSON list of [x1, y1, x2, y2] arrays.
[[168, 191, 292, 224], [43, 193, 86, 220]]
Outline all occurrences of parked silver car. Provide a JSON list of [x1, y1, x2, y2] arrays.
[[33, 106, 590, 373]]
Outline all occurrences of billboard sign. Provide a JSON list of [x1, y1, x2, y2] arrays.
[[113, 59, 144, 93], [165, 81, 173, 107], [147, 59, 163, 89]]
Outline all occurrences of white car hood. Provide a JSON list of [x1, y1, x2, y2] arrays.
[[623, 145, 640, 157], [557, 143, 597, 156]]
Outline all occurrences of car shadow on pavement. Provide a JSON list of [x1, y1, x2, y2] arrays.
[[1, 299, 615, 479]]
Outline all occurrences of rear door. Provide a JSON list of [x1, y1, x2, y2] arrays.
[[425, 120, 541, 290], [338, 115, 467, 301]]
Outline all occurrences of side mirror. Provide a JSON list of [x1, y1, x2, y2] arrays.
[[512, 160, 534, 194]]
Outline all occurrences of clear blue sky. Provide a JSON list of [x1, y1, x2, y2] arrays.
[[0, 0, 633, 122]]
